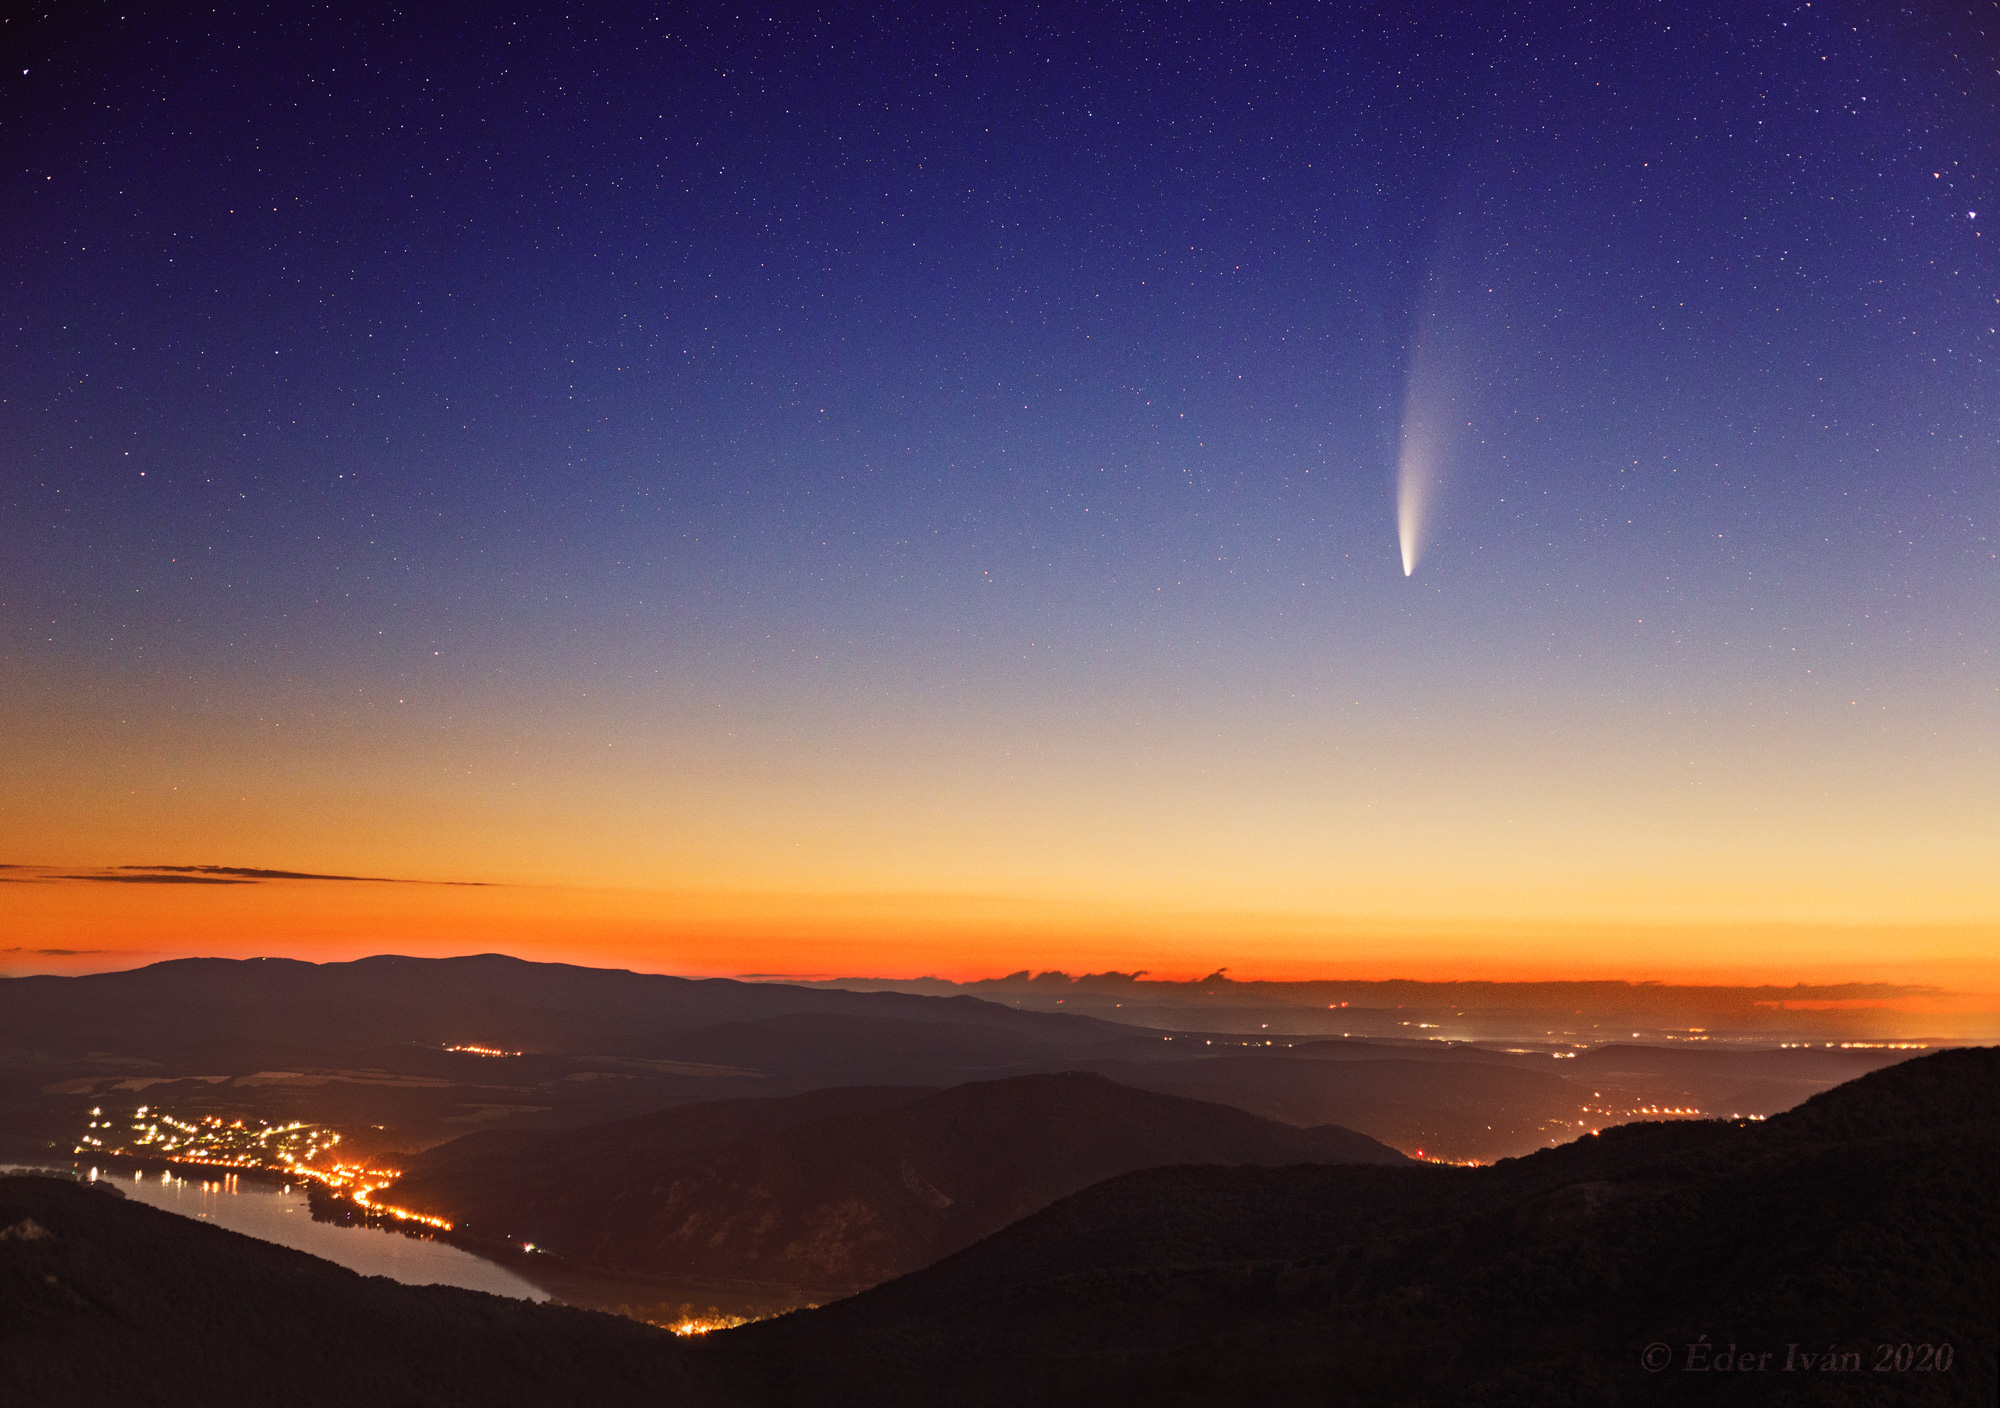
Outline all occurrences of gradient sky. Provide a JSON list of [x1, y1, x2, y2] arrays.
[[3, 2, 1995, 989]]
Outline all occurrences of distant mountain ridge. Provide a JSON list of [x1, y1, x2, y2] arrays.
[[789, 969, 1948, 1041], [0, 955, 1165, 1165], [0, 955, 1124, 1064], [3, 955, 1930, 1170], [389, 1071, 1410, 1291]]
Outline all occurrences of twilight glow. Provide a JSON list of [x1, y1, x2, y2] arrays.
[[1, 2, 1994, 1010]]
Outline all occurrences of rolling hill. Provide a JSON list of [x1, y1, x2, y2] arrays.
[[0, 954, 1124, 1068], [6, 1050, 1990, 1405], [0, 956, 1148, 1160], [388, 1071, 1409, 1292], [712, 1046, 2000, 1406], [1100, 1053, 1594, 1161], [0, 1173, 715, 1408]]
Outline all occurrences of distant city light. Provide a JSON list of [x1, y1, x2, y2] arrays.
[[71, 1104, 452, 1231]]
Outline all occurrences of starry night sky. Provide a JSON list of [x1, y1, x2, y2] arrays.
[[3, 2, 1995, 984]]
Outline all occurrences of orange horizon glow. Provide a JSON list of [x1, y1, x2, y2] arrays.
[[5, 866, 1996, 1019], [8, 623, 1997, 1019]]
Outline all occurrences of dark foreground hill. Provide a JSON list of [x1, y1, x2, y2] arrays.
[[390, 1072, 1409, 1292], [7, 1052, 1992, 1407], [0, 1175, 719, 1408], [709, 1046, 2000, 1407]]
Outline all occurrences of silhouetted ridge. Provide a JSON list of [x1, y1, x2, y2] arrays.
[[0, 954, 1128, 1067], [0, 1175, 715, 1407], [1765, 1044, 1998, 1142], [1102, 1052, 1591, 1161], [707, 1047, 1999, 1407], [390, 1072, 1408, 1291], [5, 1053, 1990, 1405]]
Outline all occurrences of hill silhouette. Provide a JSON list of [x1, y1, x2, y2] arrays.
[[4, 1051, 1990, 1405], [390, 1072, 1409, 1292], [7, 956, 1913, 1171], [0, 955, 1121, 1068], [712, 1046, 2000, 1406], [0, 956, 1151, 1162], [0, 1174, 715, 1407], [1101, 1053, 1593, 1161]]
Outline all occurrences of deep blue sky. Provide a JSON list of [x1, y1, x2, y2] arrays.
[[3, 1, 1996, 983]]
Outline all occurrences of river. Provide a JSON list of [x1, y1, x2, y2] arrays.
[[13, 1164, 547, 1300]]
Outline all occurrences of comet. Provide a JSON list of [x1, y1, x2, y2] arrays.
[[1396, 353, 1453, 578], [1393, 291, 1467, 577], [1395, 405, 1436, 577]]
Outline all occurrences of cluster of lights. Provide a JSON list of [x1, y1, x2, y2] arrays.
[[442, 1043, 523, 1058], [77, 1105, 332, 1171], [74, 1104, 451, 1231], [1187, 1038, 1298, 1049], [666, 1316, 750, 1337], [1778, 1041, 1928, 1050], [315, 1160, 454, 1230]]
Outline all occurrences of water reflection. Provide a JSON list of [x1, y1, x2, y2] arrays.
[[85, 1166, 547, 1300], [6, 1164, 819, 1331]]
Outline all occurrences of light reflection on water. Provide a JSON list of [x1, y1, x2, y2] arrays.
[[5, 1164, 818, 1330], [83, 1167, 548, 1301]]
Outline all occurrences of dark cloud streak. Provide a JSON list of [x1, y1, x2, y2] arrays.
[[63, 874, 254, 885], [68, 865, 498, 887], [123, 864, 396, 883]]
